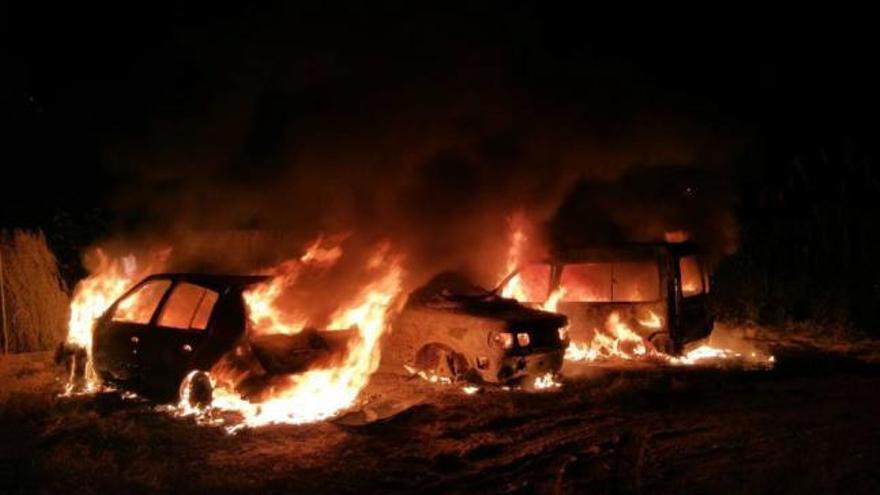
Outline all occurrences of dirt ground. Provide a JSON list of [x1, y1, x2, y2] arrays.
[[1, 341, 879, 495]]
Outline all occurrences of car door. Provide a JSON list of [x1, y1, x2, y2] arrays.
[[92, 279, 172, 380], [138, 281, 220, 388], [674, 254, 713, 345]]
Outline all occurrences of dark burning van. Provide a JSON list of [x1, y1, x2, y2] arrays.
[[509, 242, 713, 354]]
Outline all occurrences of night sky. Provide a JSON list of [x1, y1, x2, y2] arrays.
[[4, 4, 874, 225]]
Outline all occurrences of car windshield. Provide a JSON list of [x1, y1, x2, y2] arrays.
[[111, 279, 171, 324]]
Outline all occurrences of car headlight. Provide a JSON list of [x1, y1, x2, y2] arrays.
[[490, 331, 514, 349], [516, 332, 530, 347]]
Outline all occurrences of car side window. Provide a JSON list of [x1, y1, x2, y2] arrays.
[[611, 261, 661, 302], [679, 255, 704, 297], [157, 282, 219, 330], [559, 263, 613, 302], [111, 280, 172, 324]]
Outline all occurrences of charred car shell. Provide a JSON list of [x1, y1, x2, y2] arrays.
[[382, 273, 568, 384], [511, 242, 713, 354], [91, 274, 267, 398], [91, 273, 350, 402], [90, 270, 568, 402]]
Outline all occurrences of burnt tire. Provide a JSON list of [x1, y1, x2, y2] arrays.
[[414, 344, 469, 381], [179, 370, 213, 408], [648, 332, 676, 355]]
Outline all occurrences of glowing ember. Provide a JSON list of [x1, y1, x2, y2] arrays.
[[404, 365, 453, 385], [461, 385, 480, 395]]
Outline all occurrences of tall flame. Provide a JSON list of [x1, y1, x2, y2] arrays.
[[500, 211, 529, 300], [188, 241, 405, 430], [541, 286, 566, 312], [243, 237, 343, 336]]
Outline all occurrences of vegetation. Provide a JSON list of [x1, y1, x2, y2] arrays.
[[0, 229, 69, 353], [714, 141, 879, 336]]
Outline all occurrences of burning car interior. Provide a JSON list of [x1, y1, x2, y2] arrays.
[[3, 4, 880, 494], [506, 242, 714, 357]]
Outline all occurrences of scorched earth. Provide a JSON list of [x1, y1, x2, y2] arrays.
[[1, 330, 879, 494]]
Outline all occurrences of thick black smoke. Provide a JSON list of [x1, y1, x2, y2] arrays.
[[80, 5, 742, 289]]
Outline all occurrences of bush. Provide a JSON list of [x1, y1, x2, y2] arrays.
[[0, 230, 69, 353]]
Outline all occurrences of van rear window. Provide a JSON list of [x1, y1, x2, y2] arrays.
[[559, 261, 660, 303]]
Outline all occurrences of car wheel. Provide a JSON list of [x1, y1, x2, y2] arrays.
[[179, 370, 213, 408], [415, 344, 469, 381], [648, 332, 676, 355]]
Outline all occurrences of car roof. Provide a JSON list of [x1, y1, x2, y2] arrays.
[[141, 273, 271, 291], [551, 241, 699, 263]]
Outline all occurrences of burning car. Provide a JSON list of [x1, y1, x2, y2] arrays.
[[381, 273, 569, 385], [90, 273, 349, 403], [505, 242, 713, 355], [89, 267, 565, 406]]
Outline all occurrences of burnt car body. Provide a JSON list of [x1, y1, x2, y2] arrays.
[[92, 273, 351, 401], [382, 273, 569, 384], [92, 271, 568, 400], [92, 273, 268, 397], [511, 243, 713, 354]]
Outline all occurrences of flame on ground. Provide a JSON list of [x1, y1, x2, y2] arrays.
[[561, 311, 774, 368], [403, 365, 482, 395], [563, 311, 658, 362], [532, 372, 562, 390], [461, 385, 480, 395], [636, 311, 663, 329]]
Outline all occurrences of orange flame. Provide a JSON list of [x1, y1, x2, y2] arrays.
[[243, 237, 344, 336], [500, 211, 529, 300], [541, 286, 566, 312], [186, 241, 405, 429], [636, 310, 663, 329], [564, 311, 657, 362], [532, 372, 562, 390]]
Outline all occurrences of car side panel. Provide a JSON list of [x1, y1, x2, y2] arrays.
[[93, 320, 147, 381], [137, 289, 246, 391]]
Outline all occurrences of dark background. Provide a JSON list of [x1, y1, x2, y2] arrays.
[[2, 3, 878, 332]]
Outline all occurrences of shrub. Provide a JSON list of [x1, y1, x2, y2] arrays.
[[0, 230, 69, 353]]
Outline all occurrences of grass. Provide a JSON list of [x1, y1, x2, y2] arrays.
[[0, 229, 69, 353]]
